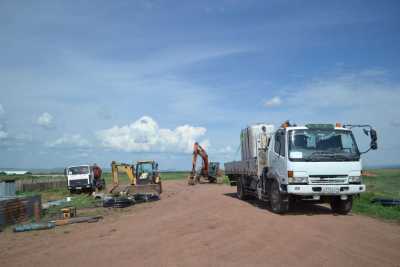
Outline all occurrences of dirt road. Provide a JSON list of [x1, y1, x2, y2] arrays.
[[1, 180, 400, 267]]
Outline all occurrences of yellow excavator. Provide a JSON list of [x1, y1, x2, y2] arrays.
[[110, 160, 162, 197]]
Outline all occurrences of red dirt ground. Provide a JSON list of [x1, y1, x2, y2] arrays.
[[1, 180, 399, 267]]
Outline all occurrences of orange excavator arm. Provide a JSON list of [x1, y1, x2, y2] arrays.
[[192, 142, 209, 176]]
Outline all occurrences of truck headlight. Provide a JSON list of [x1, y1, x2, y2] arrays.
[[288, 176, 308, 184], [348, 176, 362, 183]]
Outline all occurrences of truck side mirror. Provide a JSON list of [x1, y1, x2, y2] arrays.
[[370, 129, 378, 150]]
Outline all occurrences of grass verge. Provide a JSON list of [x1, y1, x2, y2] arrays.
[[352, 169, 400, 222]]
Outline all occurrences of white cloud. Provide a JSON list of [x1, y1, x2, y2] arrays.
[[264, 96, 282, 107], [47, 134, 90, 148], [97, 116, 208, 153], [37, 112, 53, 128]]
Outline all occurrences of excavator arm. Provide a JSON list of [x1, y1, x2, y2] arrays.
[[192, 142, 209, 177], [111, 161, 136, 188]]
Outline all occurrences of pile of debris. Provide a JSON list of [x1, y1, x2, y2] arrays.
[[14, 206, 103, 233]]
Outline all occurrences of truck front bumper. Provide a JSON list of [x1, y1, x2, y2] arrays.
[[287, 184, 365, 196], [68, 184, 92, 190]]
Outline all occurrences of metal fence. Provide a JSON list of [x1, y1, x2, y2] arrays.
[[0, 195, 41, 229]]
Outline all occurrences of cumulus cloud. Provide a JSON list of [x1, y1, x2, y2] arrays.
[[264, 96, 282, 107], [37, 112, 54, 128], [97, 116, 208, 153], [47, 134, 90, 148]]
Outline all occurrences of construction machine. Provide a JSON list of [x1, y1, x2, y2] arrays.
[[110, 160, 162, 197], [188, 142, 222, 185]]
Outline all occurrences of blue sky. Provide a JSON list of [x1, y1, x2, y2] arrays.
[[0, 0, 399, 170]]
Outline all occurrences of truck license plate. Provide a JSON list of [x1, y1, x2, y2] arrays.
[[322, 187, 340, 194], [76, 187, 82, 190]]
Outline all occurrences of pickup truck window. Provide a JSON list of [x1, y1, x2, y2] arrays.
[[288, 129, 360, 162]]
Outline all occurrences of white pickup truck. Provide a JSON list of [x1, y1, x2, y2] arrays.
[[225, 122, 377, 214]]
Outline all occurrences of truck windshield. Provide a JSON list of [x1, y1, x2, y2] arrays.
[[288, 129, 360, 162], [68, 166, 89, 175]]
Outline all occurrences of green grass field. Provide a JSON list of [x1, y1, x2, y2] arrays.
[[353, 169, 400, 222]]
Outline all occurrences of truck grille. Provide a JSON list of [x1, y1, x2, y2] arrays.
[[69, 179, 89, 187], [309, 175, 347, 184]]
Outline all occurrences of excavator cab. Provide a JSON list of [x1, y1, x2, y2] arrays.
[[136, 161, 160, 186]]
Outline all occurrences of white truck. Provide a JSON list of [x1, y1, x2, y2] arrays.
[[65, 164, 105, 193], [225, 122, 377, 214]]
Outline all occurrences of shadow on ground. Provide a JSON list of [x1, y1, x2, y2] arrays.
[[224, 193, 337, 216]]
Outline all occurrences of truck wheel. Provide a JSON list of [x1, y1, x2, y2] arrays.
[[330, 196, 353, 215], [237, 177, 248, 200], [269, 180, 289, 214]]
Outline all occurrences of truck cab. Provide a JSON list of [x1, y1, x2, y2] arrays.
[[65, 165, 94, 193]]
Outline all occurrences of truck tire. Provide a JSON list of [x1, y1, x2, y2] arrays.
[[269, 180, 289, 214], [330, 196, 353, 215], [237, 177, 248, 200]]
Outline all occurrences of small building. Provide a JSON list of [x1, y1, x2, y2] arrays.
[[2, 170, 29, 175]]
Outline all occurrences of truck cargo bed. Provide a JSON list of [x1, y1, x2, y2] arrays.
[[225, 158, 259, 177]]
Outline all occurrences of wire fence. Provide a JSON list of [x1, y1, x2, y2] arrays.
[[15, 178, 67, 192]]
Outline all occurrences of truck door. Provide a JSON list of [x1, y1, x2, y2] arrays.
[[270, 130, 287, 183]]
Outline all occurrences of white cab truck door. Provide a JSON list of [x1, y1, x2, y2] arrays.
[[269, 130, 287, 182]]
